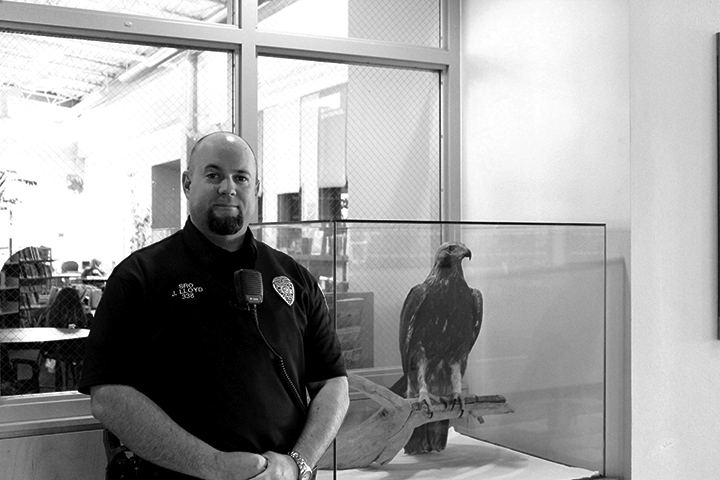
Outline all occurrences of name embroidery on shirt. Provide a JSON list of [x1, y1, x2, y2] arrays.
[[273, 276, 294, 306], [171, 282, 204, 300]]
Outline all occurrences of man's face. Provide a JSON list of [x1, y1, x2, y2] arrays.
[[182, 134, 258, 240]]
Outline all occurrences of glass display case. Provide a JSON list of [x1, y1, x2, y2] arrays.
[[253, 220, 607, 480]]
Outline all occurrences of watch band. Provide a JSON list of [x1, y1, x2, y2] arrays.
[[288, 450, 313, 480]]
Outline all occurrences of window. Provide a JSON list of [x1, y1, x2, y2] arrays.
[[259, 0, 441, 47], [0, 32, 233, 272], [0, 0, 454, 434], [258, 57, 441, 222]]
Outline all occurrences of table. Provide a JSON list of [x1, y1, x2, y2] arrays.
[[0, 327, 90, 345], [0, 328, 90, 395], [81, 276, 107, 289], [51, 272, 81, 287]]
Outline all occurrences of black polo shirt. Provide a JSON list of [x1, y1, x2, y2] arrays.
[[79, 218, 346, 457]]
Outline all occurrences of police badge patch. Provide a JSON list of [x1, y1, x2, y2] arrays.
[[273, 276, 295, 306]]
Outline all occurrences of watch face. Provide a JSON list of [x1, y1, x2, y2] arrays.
[[300, 471, 312, 480]]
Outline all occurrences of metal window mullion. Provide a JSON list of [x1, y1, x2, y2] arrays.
[[239, 0, 257, 30], [442, 0, 461, 222], [238, 42, 258, 152]]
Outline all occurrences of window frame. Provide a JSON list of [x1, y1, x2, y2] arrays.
[[0, 0, 460, 437]]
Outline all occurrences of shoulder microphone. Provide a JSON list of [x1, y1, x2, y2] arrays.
[[234, 269, 263, 306]]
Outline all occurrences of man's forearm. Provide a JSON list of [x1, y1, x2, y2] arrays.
[[293, 376, 350, 467], [90, 384, 265, 480]]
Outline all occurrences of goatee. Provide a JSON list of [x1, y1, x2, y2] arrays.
[[208, 210, 244, 235]]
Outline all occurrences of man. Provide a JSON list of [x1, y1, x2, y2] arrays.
[[81, 258, 105, 278], [79, 132, 349, 480]]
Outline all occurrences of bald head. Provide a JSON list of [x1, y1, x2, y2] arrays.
[[187, 131, 257, 175]]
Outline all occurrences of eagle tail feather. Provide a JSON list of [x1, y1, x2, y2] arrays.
[[389, 375, 407, 397], [403, 420, 449, 454]]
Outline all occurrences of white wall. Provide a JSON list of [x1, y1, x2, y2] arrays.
[[464, 0, 720, 478], [461, 0, 630, 230], [629, 1, 720, 479], [461, 0, 630, 477]]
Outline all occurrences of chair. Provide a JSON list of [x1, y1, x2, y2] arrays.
[[40, 337, 86, 391], [60, 261, 79, 273], [0, 357, 40, 395]]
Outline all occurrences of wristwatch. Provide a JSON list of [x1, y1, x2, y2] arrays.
[[288, 450, 313, 480]]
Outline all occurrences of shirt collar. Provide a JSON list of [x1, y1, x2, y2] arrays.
[[181, 217, 258, 274]]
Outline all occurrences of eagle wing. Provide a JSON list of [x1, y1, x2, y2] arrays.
[[470, 287, 484, 349], [398, 282, 429, 377]]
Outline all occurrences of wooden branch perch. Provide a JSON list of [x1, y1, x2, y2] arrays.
[[318, 373, 513, 470]]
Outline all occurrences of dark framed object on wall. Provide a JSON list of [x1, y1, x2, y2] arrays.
[[717, 33, 720, 339]]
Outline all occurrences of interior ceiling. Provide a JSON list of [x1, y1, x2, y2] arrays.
[[0, 0, 286, 109], [0, 31, 163, 108]]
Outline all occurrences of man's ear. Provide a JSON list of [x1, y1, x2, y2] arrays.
[[182, 171, 191, 196]]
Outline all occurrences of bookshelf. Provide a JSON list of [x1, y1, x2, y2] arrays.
[[0, 246, 54, 328]]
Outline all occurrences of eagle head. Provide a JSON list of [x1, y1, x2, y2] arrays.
[[434, 242, 472, 268]]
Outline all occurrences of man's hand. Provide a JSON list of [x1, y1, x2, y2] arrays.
[[251, 451, 298, 480]]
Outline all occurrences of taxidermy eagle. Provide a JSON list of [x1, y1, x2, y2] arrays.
[[390, 241, 484, 454]]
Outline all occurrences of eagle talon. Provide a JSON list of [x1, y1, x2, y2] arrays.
[[410, 398, 434, 417], [422, 399, 434, 418], [415, 393, 436, 419], [451, 394, 465, 416]]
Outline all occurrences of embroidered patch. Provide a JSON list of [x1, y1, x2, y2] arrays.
[[273, 276, 295, 306]]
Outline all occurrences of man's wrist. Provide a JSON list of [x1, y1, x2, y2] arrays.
[[287, 450, 313, 480]]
